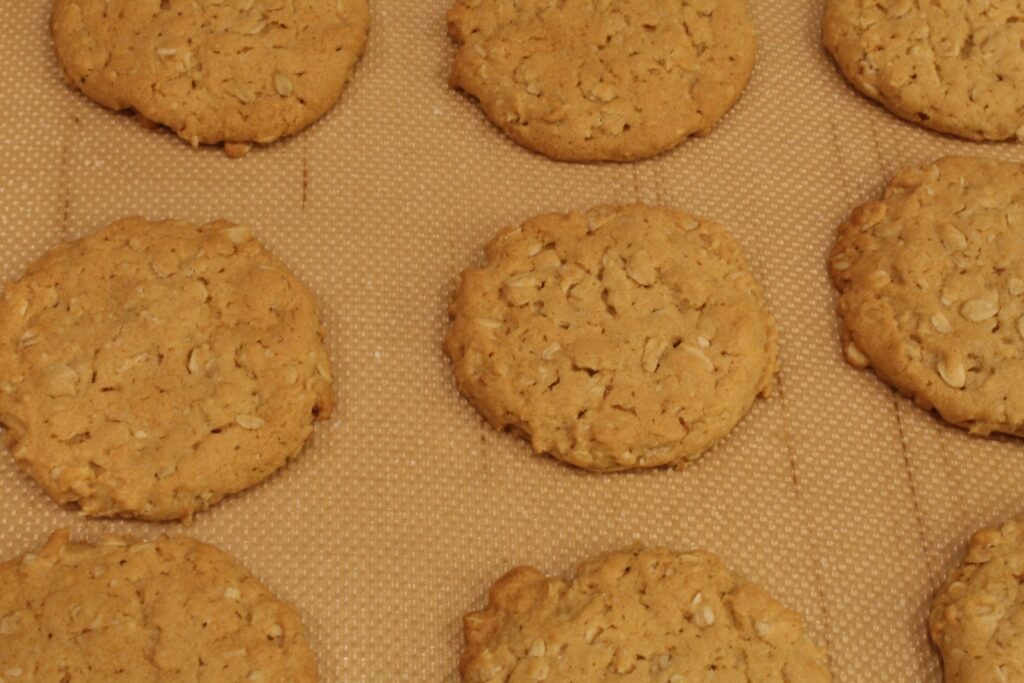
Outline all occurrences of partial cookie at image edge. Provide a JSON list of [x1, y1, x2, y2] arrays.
[[50, 0, 370, 155], [930, 515, 1024, 683], [829, 155, 1024, 438], [447, 0, 758, 162], [0, 529, 319, 681], [822, 0, 1024, 141], [461, 546, 833, 683]]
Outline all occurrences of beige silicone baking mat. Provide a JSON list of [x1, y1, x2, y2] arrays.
[[2, 1, 1023, 681]]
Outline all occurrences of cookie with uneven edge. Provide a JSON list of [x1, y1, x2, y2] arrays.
[[447, 0, 757, 162], [930, 516, 1024, 683], [0, 530, 318, 682], [51, 0, 369, 156], [823, 0, 1024, 141], [0, 217, 333, 520], [829, 156, 1024, 437], [461, 547, 832, 683], [445, 204, 777, 472]]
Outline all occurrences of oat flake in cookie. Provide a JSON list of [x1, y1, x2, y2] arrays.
[[930, 516, 1024, 682], [51, 0, 369, 156], [461, 547, 832, 683], [0, 530, 318, 681], [823, 0, 1024, 141], [829, 156, 1024, 437], [0, 217, 333, 521], [447, 0, 757, 162], [445, 204, 777, 472]]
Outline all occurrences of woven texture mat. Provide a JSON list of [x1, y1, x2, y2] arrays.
[[1, 1, 1023, 681]]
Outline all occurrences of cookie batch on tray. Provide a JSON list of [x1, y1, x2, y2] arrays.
[[0, 0, 1021, 681]]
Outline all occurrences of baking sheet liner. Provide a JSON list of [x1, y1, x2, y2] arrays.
[[1, 1, 1022, 680]]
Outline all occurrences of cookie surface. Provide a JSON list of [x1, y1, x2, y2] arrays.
[[930, 516, 1024, 683], [445, 204, 777, 472], [829, 156, 1024, 436], [0, 217, 333, 520], [447, 0, 757, 162], [823, 0, 1024, 141], [461, 547, 832, 683], [0, 529, 317, 682], [51, 0, 369, 153]]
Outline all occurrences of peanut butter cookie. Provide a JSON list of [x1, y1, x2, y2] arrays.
[[829, 156, 1024, 436], [447, 0, 757, 162], [930, 515, 1024, 683], [461, 547, 832, 683], [445, 204, 777, 472], [0, 530, 318, 682], [0, 217, 333, 520], [823, 0, 1024, 141], [51, 0, 369, 155]]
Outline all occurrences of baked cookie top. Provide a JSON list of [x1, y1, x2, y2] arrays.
[[930, 516, 1024, 683], [51, 0, 369, 155], [447, 0, 757, 162], [0, 530, 318, 682], [445, 204, 777, 472], [823, 0, 1024, 141], [829, 156, 1024, 436], [0, 217, 333, 520], [461, 547, 832, 683]]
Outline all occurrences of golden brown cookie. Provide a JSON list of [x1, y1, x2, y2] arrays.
[[447, 0, 757, 162], [445, 204, 777, 472], [0, 529, 318, 682], [930, 516, 1024, 682], [823, 0, 1024, 141], [461, 547, 832, 683], [829, 156, 1024, 437], [0, 217, 333, 520], [51, 0, 369, 155]]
